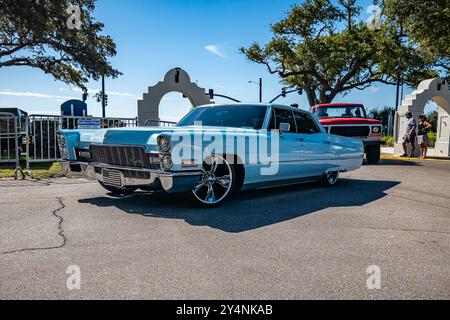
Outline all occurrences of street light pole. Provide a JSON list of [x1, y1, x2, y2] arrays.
[[249, 78, 263, 103], [259, 78, 262, 103]]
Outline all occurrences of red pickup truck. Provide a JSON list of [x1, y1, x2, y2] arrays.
[[310, 103, 383, 164]]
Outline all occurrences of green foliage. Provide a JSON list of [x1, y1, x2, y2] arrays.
[[428, 131, 437, 148], [427, 110, 438, 133], [384, 0, 450, 77], [381, 135, 394, 147], [370, 106, 395, 128], [0, 0, 120, 89], [240, 0, 444, 106]]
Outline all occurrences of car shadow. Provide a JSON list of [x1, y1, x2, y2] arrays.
[[79, 178, 400, 233], [376, 158, 423, 166]]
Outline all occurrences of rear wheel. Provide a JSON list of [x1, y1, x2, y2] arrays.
[[366, 145, 381, 164], [190, 155, 237, 208], [99, 181, 137, 196]]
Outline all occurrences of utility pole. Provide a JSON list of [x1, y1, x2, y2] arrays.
[[101, 75, 106, 118], [395, 74, 401, 111], [259, 78, 262, 103]]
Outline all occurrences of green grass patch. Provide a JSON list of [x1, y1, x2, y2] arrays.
[[381, 133, 436, 148], [381, 135, 395, 147], [0, 162, 64, 179]]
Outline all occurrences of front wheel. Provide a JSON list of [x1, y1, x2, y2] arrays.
[[320, 171, 340, 187], [366, 145, 381, 164], [99, 181, 137, 196], [190, 155, 237, 208]]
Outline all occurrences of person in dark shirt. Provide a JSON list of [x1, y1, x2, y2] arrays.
[[417, 114, 432, 159]]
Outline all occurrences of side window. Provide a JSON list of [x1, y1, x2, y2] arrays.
[[294, 112, 320, 134], [269, 109, 297, 133]]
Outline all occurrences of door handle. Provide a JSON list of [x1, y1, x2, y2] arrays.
[[324, 141, 331, 144], [296, 138, 304, 142]]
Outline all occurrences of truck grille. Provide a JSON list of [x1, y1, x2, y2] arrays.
[[329, 126, 370, 137], [90, 145, 156, 169]]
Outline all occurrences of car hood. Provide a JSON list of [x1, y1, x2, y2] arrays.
[[64, 126, 262, 150]]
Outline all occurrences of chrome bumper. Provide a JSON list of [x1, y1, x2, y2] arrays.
[[59, 161, 202, 193]]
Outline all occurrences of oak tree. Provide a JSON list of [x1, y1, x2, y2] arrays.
[[240, 0, 442, 106], [0, 0, 120, 89]]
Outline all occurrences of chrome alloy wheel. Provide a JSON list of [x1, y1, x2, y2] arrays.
[[326, 171, 339, 185], [192, 155, 233, 205]]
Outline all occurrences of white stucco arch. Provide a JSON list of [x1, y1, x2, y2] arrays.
[[138, 68, 212, 125], [394, 78, 450, 157]]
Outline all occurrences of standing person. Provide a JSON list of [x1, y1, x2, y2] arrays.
[[401, 111, 417, 157], [418, 114, 432, 159]]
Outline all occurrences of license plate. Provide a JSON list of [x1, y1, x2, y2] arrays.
[[102, 169, 123, 187]]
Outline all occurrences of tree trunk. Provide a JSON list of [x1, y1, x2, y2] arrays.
[[304, 88, 318, 107]]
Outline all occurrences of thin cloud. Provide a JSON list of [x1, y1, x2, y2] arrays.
[[106, 90, 138, 98], [61, 86, 138, 99], [369, 86, 381, 92], [0, 90, 75, 100], [205, 45, 226, 58]]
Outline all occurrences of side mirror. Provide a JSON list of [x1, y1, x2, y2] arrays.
[[368, 113, 375, 119], [279, 122, 291, 133]]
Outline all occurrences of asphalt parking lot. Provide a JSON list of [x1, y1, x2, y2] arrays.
[[0, 158, 449, 300]]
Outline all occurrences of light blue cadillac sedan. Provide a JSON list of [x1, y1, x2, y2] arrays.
[[58, 104, 364, 207]]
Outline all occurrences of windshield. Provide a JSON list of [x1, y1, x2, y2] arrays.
[[177, 105, 268, 130], [315, 106, 367, 119]]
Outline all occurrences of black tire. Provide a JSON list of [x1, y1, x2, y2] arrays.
[[189, 155, 238, 208], [366, 145, 381, 164], [99, 181, 137, 196], [319, 171, 340, 187]]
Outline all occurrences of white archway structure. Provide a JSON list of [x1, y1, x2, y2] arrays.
[[394, 78, 450, 157], [138, 68, 212, 125]]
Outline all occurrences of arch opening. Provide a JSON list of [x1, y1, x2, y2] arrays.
[[159, 92, 193, 123]]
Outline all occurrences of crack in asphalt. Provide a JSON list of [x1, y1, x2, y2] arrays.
[[359, 226, 450, 236], [2, 197, 67, 254], [389, 194, 450, 210]]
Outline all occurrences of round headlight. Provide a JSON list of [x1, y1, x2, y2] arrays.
[[161, 154, 173, 170], [372, 126, 381, 133], [159, 136, 170, 152]]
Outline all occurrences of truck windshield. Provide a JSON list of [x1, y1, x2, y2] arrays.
[[316, 106, 367, 119], [177, 105, 268, 130]]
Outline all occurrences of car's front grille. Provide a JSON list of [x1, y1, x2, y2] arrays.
[[122, 170, 151, 179], [329, 126, 370, 137], [90, 145, 159, 169]]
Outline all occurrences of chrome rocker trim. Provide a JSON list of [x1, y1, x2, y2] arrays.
[[59, 161, 202, 193]]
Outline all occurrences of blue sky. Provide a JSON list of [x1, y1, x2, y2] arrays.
[[0, 0, 435, 121]]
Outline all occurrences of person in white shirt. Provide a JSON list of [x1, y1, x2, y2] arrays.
[[401, 112, 417, 157]]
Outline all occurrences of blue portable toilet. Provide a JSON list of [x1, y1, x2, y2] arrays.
[[60, 100, 87, 117]]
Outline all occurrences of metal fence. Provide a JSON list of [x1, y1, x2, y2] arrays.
[[25, 115, 138, 169], [144, 119, 177, 127], [0, 112, 21, 177], [1, 113, 177, 177]]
